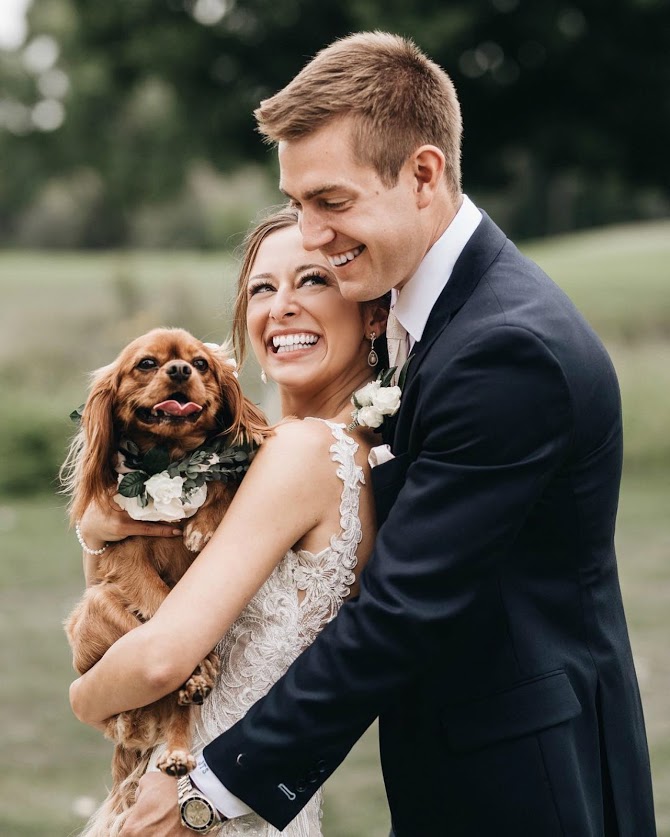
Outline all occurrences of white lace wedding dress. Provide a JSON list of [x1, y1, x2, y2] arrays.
[[193, 419, 365, 836]]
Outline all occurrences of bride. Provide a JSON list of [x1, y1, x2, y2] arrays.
[[69, 205, 390, 836]]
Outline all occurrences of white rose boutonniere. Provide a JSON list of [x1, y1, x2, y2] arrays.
[[357, 404, 385, 429], [374, 385, 402, 415], [348, 360, 411, 432]]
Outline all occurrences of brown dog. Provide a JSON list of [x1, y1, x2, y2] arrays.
[[62, 327, 267, 834]]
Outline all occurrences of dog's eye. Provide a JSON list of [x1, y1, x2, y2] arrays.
[[193, 358, 209, 372], [137, 358, 158, 370]]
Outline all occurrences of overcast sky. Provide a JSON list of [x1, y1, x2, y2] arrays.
[[0, 0, 31, 51]]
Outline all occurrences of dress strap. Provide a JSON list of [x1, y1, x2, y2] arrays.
[[304, 419, 364, 577]]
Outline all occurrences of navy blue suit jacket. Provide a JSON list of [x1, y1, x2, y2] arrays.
[[204, 214, 656, 835]]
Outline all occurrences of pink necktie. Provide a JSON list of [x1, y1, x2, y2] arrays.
[[386, 309, 409, 374]]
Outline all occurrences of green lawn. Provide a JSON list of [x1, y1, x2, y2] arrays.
[[0, 497, 389, 837], [1, 219, 669, 834], [3, 218, 670, 473], [1, 477, 667, 835], [521, 219, 670, 340]]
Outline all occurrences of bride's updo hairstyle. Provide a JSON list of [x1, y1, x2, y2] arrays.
[[231, 205, 389, 369]]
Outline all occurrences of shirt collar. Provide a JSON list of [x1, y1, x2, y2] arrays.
[[392, 194, 482, 345]]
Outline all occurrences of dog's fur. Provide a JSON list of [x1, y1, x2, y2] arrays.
[[62, 327, 267, 836]]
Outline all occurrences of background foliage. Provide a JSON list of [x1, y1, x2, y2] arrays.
[[1, 0, 669, 247]]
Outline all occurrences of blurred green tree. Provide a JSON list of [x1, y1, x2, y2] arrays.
[[1, 0, 668, 244]]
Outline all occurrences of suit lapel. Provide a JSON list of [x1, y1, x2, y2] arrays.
[[402, 212, 507, 391], [388, 213, 507, 450]]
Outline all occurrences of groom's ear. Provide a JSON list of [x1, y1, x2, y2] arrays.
[[412, 145, 446, 208]]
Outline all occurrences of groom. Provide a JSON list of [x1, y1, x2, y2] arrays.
[[123, 32, 656, 835]]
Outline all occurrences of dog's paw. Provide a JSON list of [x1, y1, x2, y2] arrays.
[[183, 525, 214, 553], [157, 749, 196, 777], [178, 672, 212, 706], [179, 654, 219, 705]]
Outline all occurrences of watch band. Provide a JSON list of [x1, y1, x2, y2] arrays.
[[177, 775, 226, 832]]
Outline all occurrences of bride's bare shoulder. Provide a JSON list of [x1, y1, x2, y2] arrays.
[[253, 418, 339, 472]]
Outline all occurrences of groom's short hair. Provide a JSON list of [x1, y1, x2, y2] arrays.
[[254, 31, 463, 198]]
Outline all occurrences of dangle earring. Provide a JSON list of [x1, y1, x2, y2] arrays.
[[260, 369, 268, 384], [367, 333, 379, 367]]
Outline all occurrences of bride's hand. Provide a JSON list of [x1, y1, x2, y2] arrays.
[[79, 499, 182, 547], [79, 500, 182, 585]]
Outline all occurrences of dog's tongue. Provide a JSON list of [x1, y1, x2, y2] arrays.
[[152, 400, 202, 417]]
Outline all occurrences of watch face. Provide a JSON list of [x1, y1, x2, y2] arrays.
[[183, 797, 214, 828]]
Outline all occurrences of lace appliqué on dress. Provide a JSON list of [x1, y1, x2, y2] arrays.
[[195, 420, 364, 837]]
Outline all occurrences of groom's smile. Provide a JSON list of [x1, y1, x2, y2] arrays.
[[326, 244, 366, 268], [278, 116, 434, 302]]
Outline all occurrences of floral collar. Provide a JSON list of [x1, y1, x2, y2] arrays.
[[347, 359, 411, 432], [113, 436, 257, 522]]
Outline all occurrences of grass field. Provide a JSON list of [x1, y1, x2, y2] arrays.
[[3, 217, 669, 468], [0, 499, 390, 837], [1, 476, 667, 836], [1, 218, 669, 834]]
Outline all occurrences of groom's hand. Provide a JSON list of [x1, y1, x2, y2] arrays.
[[120, 772, 189, 836]]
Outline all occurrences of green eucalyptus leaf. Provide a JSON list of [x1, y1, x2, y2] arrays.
[[380, 367, 396, 388], [69, 404, 85, 424], [141, 446, 171, 474], [398, 356, 413, 391], [118, 471, 147, 498]]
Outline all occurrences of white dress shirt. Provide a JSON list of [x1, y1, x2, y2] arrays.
[[190, 195, 483, 819], [392, 194, 482, 351], [191, 753, 253, 817]]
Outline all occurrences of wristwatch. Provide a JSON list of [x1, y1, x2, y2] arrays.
[[177, 775, 226, 832]]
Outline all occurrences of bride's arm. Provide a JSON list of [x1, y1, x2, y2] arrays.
[[69, 421, 330, 726]]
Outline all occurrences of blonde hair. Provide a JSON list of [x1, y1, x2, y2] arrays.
[[255, 31, 463, 197]]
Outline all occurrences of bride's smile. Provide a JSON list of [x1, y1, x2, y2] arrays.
[[269, 331, 320, 353], [246, 223, 385, 420]]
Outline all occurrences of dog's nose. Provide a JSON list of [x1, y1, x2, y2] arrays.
[[166, 362, 192, 383]]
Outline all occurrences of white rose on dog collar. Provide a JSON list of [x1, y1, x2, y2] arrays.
[[111, 437, 257, 523], [115, 473, 209, 522]]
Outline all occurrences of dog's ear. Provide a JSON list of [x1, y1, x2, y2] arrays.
[[68, 361, 120, 521], [208, 348, 269, 446], [234, 392, 271, 447]]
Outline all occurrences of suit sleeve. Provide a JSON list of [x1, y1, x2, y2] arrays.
[[203, 325, 574, 829]]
